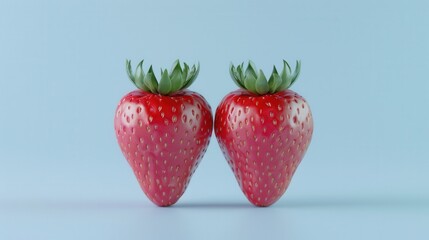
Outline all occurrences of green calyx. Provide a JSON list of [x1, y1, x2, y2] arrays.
[[229, 60, 301, 95], [126, 59, 200, 95]]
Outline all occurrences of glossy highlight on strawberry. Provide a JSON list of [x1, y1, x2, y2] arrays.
[[215, 60, 313, 207], [115, 59, 213, 207]]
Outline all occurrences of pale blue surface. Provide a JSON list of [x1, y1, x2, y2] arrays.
[[0, 0, 428, 239]]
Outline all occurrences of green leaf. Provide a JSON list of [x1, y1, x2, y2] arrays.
[[268, 65, 278, 90], [181, 63, 189, 85], [135, 60, 144, 76], [269, 65, 280, 92], [170, 69, 183, 92], [255, 70, 269, 95], [268, 72, 282, 93], [279, 60, 292, 91], [229, 64, 238, 83], [182, 63, 200, 89], [124, 59, 204, 94], [143, 66, 158, 93], [245, 61, 258, 79], [186, 64, 196, 82], [237, 62, 244, 81], [249, 61, 257, 74], [243, 74, 257, 94], [134, 60, 149, 91], [272, 65, 279, 75], [281, 60, 291, 82], [125, 59, 149, 91], [284, 60, 291, 73], [158, 69, 172, 95], [134, 60, 143, 79], [125, 59, 135, 82], [289, 60, 301, 87], [230, 63, 245, 89], [170, 59, 180, 72], [237, 63, 245, 80], [170, 59, 182, 78]]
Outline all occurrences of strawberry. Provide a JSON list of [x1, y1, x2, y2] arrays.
[[215, 60, 313, 207], [114, 59, 213, 207]]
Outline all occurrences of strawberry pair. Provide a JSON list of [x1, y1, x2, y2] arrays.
[[114, 59, 313, 207]]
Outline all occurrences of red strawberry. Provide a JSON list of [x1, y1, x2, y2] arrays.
[[115, 60, 213, 207], [215, 60, 313, 207]]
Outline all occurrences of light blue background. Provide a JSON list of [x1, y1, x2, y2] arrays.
[[0, 0, 428, 239]]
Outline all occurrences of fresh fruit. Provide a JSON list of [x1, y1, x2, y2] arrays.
[[114, 59, 213, 207], [215, 60, 313, 207]]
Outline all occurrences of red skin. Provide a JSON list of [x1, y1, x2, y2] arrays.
[[114, 90, 213, 206], [215, 89, 313, 206]]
